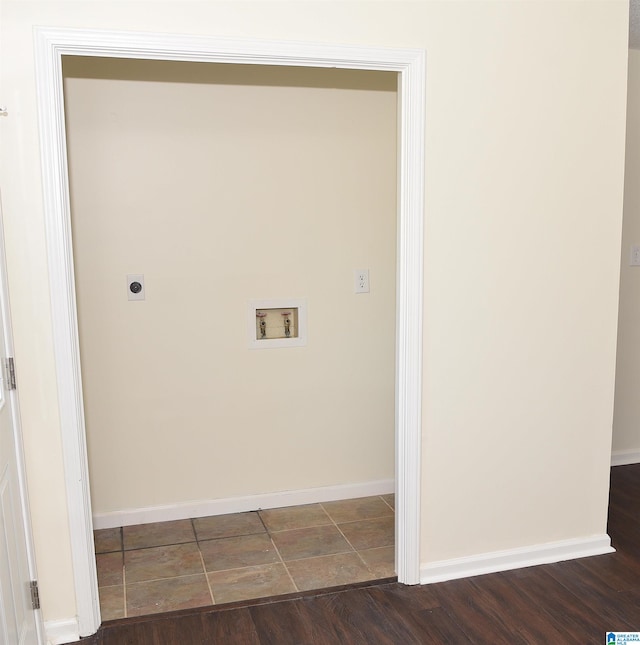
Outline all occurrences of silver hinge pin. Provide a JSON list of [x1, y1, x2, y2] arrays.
[[30, 580, 40, 610], [6, 357, 16, 390]]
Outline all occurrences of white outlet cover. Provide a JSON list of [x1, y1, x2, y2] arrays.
[[127, 274, 145, 301], [354, 269, 370, 294], [631, 245, 640, 267]]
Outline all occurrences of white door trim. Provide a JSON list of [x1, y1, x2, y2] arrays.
[[34, 27, 425, 637]]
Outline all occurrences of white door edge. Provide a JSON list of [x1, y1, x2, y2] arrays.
[[33, 26, 426, 636], [0, 191, 46, 643]]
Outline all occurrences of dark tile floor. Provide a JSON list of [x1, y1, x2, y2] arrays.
[[94, 495, 395, 619]]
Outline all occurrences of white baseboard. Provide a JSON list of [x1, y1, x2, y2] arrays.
[[92, 479, 395, 530], [611, 449, 640, 466], [45, 618, 79, 645], [420, 534, 614, 584]]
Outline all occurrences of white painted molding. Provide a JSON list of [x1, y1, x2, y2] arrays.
[[45, 618, 79, 645], [394, 34, 425, 587], [34, 28, 101, 639], [611, 449, 640, 466], [93, 479, 395, 530], [34, 25, 425, 635], [420, 534, 615, 584]]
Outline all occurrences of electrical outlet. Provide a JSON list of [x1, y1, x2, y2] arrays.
[[354, 269, 370, 294], [127, 274, 145, 301], [631, 245, 640, 267]]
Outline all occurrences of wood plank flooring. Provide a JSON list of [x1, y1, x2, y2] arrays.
[[71, 464, 640, 644]]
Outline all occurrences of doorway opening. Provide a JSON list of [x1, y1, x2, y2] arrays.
[[35, 28, 424, 638], [63, 56, 398, 619]]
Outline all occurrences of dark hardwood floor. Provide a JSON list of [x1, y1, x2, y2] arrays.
[[72, 464, 640, 644]]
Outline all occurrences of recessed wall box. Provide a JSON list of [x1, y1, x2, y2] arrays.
[[248, 299, 307, 349]]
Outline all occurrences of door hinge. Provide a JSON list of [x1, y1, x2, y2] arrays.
[[30, 580, 40, 610], [5, 357, 15, 390]]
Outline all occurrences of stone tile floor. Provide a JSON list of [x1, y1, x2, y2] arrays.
[[94, 495, 395, 619]]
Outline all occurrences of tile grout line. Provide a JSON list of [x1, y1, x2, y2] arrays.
[[319, 501, 381, 576], [258, 510, 300, 593], [198, 549, 217, 606], [380, 495, 395, 514], [192, 515, 217, 606], [121, 539, 198, 553], [319, 501, 358, 554], [272, 535, 301, 593], [325, 509, 373, 571], [122, 550, 127, 619], [330, 516, 393, 526], [329, 510, 395, 526], [320, 499, 395, 574], [265, 521, 335, 535], [124, 571, 219, 586]]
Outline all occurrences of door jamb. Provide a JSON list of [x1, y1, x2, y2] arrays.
[[34, 27, 425, 637]]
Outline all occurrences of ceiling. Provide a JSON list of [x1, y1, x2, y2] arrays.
[[631, 0, 640, 48]]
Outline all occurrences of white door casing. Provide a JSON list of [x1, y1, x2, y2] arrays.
[[0, 193, 44, 645], [34, 27, 425, 637]]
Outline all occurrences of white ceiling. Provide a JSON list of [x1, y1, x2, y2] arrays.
[[631, 0, 640, 48]]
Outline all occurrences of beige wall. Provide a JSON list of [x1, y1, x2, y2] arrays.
[[0, 0, 629, 630], [63, 58, 397, 516], [613, 48, 640, 459]]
